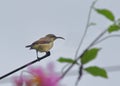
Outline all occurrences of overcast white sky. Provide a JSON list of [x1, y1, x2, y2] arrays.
[[0, 0, 120, 86]]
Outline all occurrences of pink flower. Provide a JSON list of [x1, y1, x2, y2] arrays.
[[12, 63, 61, 86]]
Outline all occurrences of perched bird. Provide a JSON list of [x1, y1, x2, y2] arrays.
[[26, 34, 64, 58]]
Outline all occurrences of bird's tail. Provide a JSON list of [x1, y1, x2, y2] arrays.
[[25, 45, 32, 48]]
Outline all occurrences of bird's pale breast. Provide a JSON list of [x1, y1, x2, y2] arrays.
[[32, 42, 53, 52]]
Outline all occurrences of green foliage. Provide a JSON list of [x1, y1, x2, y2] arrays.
[[108, 24, 120, 33], [81, 48, 100, 64], [58, 57, 75, 64], [95, 8, 115, 21], [84, 66, 108, 78]]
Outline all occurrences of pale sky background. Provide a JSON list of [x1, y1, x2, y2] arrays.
[[0, 0, 120, 86]]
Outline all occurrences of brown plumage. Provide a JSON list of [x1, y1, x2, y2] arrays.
[[26, 34, 64, 58]]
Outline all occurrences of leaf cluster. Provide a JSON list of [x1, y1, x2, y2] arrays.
[[58, 1, 120, 86]]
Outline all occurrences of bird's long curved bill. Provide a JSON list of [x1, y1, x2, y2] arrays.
[[56, 36, 65, 40]]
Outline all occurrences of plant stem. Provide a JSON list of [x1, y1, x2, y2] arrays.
[[74, 0, 97, 59], [60, 28, 107, 80]]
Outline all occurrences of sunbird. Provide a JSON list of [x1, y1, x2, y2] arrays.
[[26, 34, 65, 58]]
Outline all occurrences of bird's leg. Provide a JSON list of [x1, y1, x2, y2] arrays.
[[41, 51, 50, 59], [45, 51, 51, 57], [37, 51, 51, 61], [36, 50, 39, 59]]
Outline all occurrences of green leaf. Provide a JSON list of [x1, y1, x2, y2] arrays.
[[95, 8, 115, 21], [81, 48, 100, 64], [58, 57, 75, 63], [108, 24, 120, 33], [84, 66, 108, 78]]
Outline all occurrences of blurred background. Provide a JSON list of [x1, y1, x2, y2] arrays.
[[0, 0, 120, 86]]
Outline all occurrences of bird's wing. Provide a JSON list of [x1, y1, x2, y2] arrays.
[[32, 37, 51, 45]]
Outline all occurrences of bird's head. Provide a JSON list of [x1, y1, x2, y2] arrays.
[[45, 34, 65, 41]]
